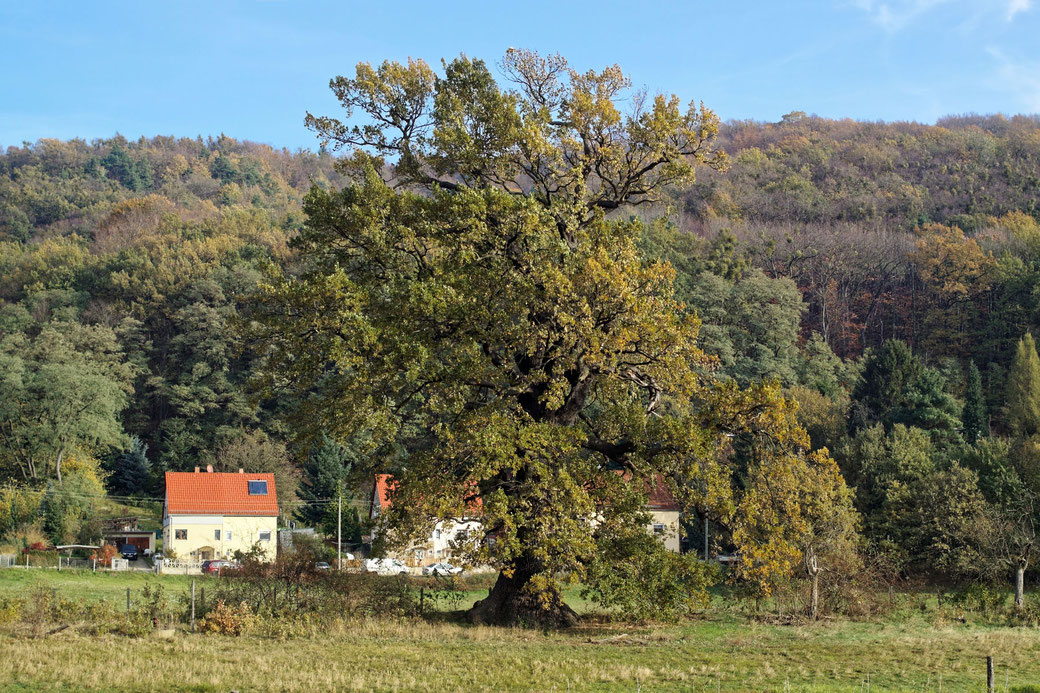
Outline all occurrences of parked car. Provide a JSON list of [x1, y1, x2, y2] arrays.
[[315, 561, 331, 571], [422, 562, 462, 576], [120, 544, 138, 561], [362, 558, 409, 575], [201, 559, 237, 575]]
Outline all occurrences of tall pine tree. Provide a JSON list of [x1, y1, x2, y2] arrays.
[[1007, 333, 1040, 437], [962, 360, 987, 443], [106, 436, 152, 497], [296, 432, 351, 528], [849, 340, 923, 433]]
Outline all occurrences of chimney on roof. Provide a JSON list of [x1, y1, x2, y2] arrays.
[[194, 466, 200, 473], [206, 464, 213, 473], [238, 468, 244, 474]]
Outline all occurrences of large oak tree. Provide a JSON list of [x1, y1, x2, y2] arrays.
[[248, 51, 850, 625]]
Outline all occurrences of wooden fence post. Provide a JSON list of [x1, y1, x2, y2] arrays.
[[987, 656, 994, 693], [126, 587, 130, 613], [200, 587, 205, 615], [190, 580, 196, 633]]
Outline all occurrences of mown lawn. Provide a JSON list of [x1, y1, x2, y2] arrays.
[[2, 569, 1040, 691]]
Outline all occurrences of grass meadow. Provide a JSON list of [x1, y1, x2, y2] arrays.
[[2, 569, 1040, 691]]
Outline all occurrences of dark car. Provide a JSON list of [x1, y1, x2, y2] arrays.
[[120, 544, 138, 561]]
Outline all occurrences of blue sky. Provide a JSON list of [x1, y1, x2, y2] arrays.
[[1, 0, 1038, 150]]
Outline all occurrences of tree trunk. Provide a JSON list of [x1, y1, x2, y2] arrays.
[[1015, 562, 1026, 609], [467, 562, 578, 628], [809, 569, 820, 621], [54, 448, 64, 486], [805, 547, 820, 621]]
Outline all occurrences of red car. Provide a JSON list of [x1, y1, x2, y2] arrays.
[[201, 559, 237, 575]]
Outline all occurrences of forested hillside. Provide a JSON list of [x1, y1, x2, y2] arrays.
[[0, 135, 347, 538], [4, 111, 1040, 600]]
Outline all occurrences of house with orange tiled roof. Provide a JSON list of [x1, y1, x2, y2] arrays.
[[162, 466, 278, 562], [646, 476, 681, 553], [369, 474, 483, 566]]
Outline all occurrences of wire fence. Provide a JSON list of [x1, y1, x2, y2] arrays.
[[0, 553, 162, 571]]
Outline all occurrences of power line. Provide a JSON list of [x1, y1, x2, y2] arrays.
[[0, 485, 372, 508]]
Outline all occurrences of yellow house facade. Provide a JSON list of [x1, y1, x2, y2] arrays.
[[648, 508, 682, 554], [163, 468, 278, 562]]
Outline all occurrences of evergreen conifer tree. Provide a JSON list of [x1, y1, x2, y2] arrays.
[[1007, 333, 1040, 437], [849, 339, 922, 433], [962, 360, 987, 443], [297, 432, 350, 528], [105, 436, 152, 497]]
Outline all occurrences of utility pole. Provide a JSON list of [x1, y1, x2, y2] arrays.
[[337, 480, 342, 571], [704, 514, 710, 560]]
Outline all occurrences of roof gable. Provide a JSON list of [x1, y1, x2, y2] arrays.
[[165, 471, 278, 516]]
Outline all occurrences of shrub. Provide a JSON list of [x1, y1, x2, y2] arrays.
[[139, 583, 175, 628], [583, 537, 721, 621], [198, 600, 253, 635], [0, 596, 22, 624], [90, 544, 118, 567], [19, 586, 53, 638], [948, 583, 1007, 615]]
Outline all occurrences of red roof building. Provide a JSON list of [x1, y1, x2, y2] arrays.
[[647, 476, 681, 512], [165, 469, 278, 516], [370, 473, 395, 518], [162, 466, 280, 563]]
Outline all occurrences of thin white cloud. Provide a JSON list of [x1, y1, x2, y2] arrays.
[[988, 47, 1040, 112], [1006, 0, 1032, 19], [849, 0, 1030, 30], [849, 0, 953, 32]]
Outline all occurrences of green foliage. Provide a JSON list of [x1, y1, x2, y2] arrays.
[[0, 485, 42, 540], [8, 75, 1040, 606], [849, 340, 922, 434], [962, 360, 987, 443], [583, 534, 720, 620], [101, 143, 153, 192], [297, 432, 356, 536], [1008, 333, 1040, 437], [684, 269, 806, 385], [839, 424, 987, 575], [41, 468, 105, 544], [104, 436, 151, 498], [0, 319, 134, 483], [890, 366, 962, 446]]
